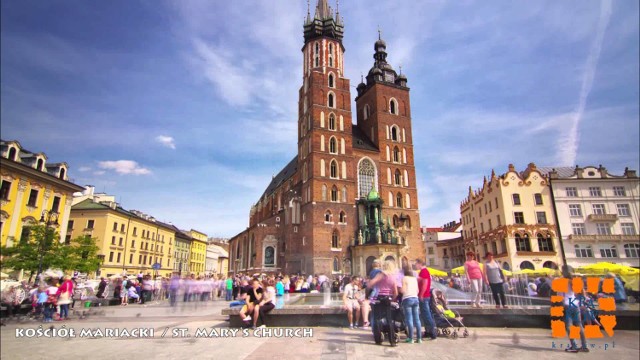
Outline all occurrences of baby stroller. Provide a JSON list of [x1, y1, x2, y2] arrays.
[[430, 289, 469, 339], [371, 295, 406, 346]]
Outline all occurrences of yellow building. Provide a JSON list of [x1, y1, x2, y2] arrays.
[[1, 140, 83, 248], [460, 163, 563, 272], [69, 198, 176, 278], [188, 229, 207, 275]]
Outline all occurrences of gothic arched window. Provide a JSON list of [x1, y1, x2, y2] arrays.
[[396, 193, 403, 208], [394, 169, 402, 186], [339, 211, 346, 223], [328, 93, 335, 108], [391, 126, 399, 141], [329, 137, 337, 154], [390, 98, 398, 115], [393, 147, 400, 163], [324, 210, 332, 222], [358, 158, 376, 198], [328, 74, 334, 88], [332, 231, 339, 248], [331, 185, 338, 202], [330, 160, 338, 178], [329, 114, 336, 130], [364, 105, 370, 120]]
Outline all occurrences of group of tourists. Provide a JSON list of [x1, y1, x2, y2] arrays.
[[1, 275, 75, 323]]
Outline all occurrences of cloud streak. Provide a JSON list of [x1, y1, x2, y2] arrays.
[[98, 160, 151, 175], [561, 0, 613, 166]]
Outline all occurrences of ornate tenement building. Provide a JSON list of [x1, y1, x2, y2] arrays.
[[229, 0, 424, 277], [460, 163, 563, 272], [0, 140, 83, 249]]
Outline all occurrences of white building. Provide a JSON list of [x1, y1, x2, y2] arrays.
[[422, 222, 463, 270], [206, 241, 229, 276], [546, 165, 639, 269]]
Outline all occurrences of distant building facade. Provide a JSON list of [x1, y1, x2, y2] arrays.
[[546, 165, 639, 269], [1, 139, 83, 248], [422, 221, 463, 270], [460, 163, 563, 272]]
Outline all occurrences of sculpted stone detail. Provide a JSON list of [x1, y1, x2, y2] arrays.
[[17, 180, 28, 192]]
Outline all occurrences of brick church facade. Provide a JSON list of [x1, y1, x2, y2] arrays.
[[228, 0, 425, 277]]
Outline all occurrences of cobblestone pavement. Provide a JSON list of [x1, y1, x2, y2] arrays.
[[1, 300, 638, 360]]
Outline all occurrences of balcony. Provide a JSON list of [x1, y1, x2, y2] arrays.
[[587, 214, 617, 222], [568, 234, 640, 242]]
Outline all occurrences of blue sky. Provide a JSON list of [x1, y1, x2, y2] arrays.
[[1, 0, 638, 237]]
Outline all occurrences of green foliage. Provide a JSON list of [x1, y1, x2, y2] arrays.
[[0, 224, 102, 275]]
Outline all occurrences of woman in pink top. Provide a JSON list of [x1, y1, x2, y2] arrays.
[[464, 252, 483, 308]]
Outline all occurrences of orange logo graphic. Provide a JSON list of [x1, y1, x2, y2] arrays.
[[550, 277, 617, 339]]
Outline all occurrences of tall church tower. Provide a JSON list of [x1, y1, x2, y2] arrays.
[[295, 0, 356, 275]]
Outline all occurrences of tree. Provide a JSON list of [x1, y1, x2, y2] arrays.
[[0, 225, 102, 279]]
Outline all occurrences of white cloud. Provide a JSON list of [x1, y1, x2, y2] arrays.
[[78, 166, 91, 172], [98, 160, 151, 175], [155, 135, 176, 149], [93, 170, 106, 176]]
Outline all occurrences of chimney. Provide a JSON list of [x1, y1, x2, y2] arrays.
[[84, 185, 95, 197]]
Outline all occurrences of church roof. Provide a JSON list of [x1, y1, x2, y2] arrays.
[[352, 126, 379, 152], [261, 156, 298, 199]]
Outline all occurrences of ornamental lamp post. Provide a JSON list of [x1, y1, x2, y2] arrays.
[[36, 210, 59, 285]]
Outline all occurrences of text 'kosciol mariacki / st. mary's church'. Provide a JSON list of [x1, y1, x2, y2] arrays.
[[228, 0, 425, 277]]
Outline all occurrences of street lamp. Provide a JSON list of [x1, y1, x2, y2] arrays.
[[36, 210, 59, 285]]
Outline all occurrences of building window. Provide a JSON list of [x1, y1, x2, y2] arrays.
[[537, 234, 554, 252], [515, 234, 531, 252], [520, 261, 534, 270], [389, 99, 397, 115], [87, 220, 95, 229], [596, 223, 611, 235], [534, 193, 543, 205], [396, 193, 403, 208], [328, 93, 335, 108], [328, 74, 334, 87], [592, 204, 606, 215], [391, 126, 399, 141], [624, 243, 640, 258], [575, 244, 593, 258], [329, 114, 336, 130], [512, 194, 521, 205], [119, 237, 123, 246], [488, 219, 492, 230], [497, 215, 501, 227], [394, 169, 402, 186], [492, 241, 498, 254], [67, 220, 74, 230], [339, 211, 346, 223], [264, 246, 275, 266], [514, 212, 525, 224], [536, 211, 548, 224], [342, 186, 347, 202], [133, 227, 137, 236], [0, 180, 11, 200], [589, 187, 602, 197], [121, 224, 125, 232], [613, 186, 626, 196], [36, 158, 44, 171], [427, 247, 434, 255], [113, 222, 118, 231], [109, 252, 114, 263], [621, 223, 636, 235], [393, 147, 400, 163], [569, 204, 582, 217], [7, 148, 17, 161], [325, 211, 332, 223], [131, 240, 135, 248], [500, 238, 507, 253], [329, 137, 337, 154], [331, 186, 338, 202], [572, 223, 586, 235], [117, 253, 121, 263], [332, 231, 339, 248], [358, 159, 377, 198], [566, 187, 578, 197], [51, 196, 60, 213], [27, 189, 38, 207], [330, 161, 338, 178], [364, 105, 370, 120], [333, 257, 340, 272], [599, 245, 618, 258], [617, 204, 631, 216]]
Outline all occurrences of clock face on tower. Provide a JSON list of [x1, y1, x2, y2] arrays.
[[384, 72, 394, 82]]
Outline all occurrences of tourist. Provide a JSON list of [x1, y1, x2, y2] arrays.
[[401, 265, 422, 343], [127, 283, 140, 303], [1, 286, 20, 318], [225, 276, 233, 301], [368, 260, 399, 341], [606, 273, 627, 304], [96, 278, 107, 298], [463, 251, 483, 308], [56, 275, 74, 321], [239, 278, 263, 328], [355, 277, 370, 329], [121, 276, 130, 306], [36, 286, 47, 319], [559, 266, 589, 353], [254, 279, 276, 328], [44, 280, 59, 322], [282, 275, 291, 294], [483, 252, 507, 308], [275, 277, 285, 297], [526, 279, 538, 297], [414, 258, 437, 340], [343, 276, 361, 329], [537, 276, 552, 297]]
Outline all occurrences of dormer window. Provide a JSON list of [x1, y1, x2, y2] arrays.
[[36, 158, 44, 171], [59, 168, 66, 180], [7, 147, 17, 161]]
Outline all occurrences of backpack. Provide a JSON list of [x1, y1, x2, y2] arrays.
[[125, 281, 132, 289]]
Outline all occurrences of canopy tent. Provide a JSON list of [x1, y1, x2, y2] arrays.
[[426, 267, 448, 277], [576, 262, 626, 275], [513, 268, 557, 276]]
